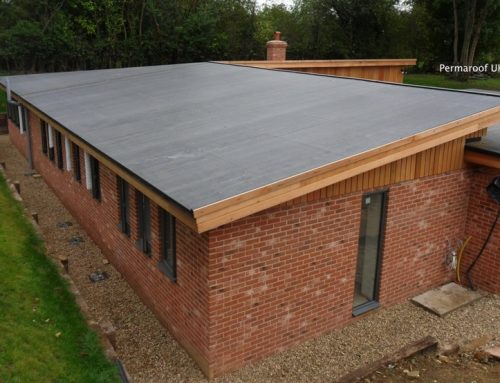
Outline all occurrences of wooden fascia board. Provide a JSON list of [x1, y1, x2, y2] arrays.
[[6, 89, 198, 232], [220, 59, 417, 69], [194, 107, 500, 232], [464, 150, 500, 169]]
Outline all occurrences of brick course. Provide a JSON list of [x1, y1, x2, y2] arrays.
[[7, 113, 499, 377]]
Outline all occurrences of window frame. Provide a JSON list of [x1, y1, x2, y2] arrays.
[[158, 208, 176, 281], [55, 130, 64, 170], [135, 191, 151, 255], [48, 125, 55, 162], [89, 155, 101, 200], [117, 176, 130, 236], [7, 100, 20, 128], [40, 121, 48, 155], [72, 143, 81, 182], [352, 190, 388, 317]]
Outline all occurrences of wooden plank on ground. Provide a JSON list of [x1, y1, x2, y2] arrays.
[[335, 336, 438, 383]]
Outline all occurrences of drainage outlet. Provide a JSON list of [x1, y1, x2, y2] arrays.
[[89, 271, 109, 283]]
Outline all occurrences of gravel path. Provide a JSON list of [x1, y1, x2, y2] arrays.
[[1, 134, 499, 383]]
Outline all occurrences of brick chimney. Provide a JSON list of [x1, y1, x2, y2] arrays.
[[266, 31, 287, 61]]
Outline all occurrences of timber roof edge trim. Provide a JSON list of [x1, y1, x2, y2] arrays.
[[193, 105, 500, 232], [217, 59, 417, 68], [464, 150, 500, 169]]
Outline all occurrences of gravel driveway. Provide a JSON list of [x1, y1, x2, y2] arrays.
[[1, 134, 499, 383]]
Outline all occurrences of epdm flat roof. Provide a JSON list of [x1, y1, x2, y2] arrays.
[[466, 125, 500, 156], [2, 63, 500, 211], [465, 90, 500, 157]]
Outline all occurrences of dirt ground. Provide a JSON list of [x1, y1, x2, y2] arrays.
[[1, 133, 500, 383], [369, 343, 500, 383]]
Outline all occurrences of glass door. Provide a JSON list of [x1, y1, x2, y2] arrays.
[[353, 191, 387, 316]]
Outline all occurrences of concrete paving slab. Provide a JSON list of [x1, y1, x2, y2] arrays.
[[411, 282, 484, 317], [485, 346, 500, 360]]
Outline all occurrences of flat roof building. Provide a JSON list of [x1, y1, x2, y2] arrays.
[[2, 61, 499, 377]]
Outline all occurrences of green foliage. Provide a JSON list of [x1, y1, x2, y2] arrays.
[[0, 174, 120, 382], [0, 89, 6, 114], [0, 1, 497, 73], [404, 73, 500, 91]]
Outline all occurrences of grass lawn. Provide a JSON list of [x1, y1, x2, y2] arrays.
[[0, 174, 120, 382], [404, 73, 500, 91]]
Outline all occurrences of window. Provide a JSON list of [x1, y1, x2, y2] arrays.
[[18, 105, 25, 134], [90, 156, 101, 200], [136, 191, 151, 255], [352, 191, 387, 316], [84, 152, 100, 200], [7, 101, 20, 128], [40, 121, 48, 155], [48, 125, 55, 162], [72, 143, 81, 182], [159, 209, 176, 281], [55, 130, 64, 170], [117, 176, 130, 236]]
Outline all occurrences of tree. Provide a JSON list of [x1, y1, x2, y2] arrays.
[[413, 0, 499, 78], [460, 0, 491, 67], [0, 0, 498, 74]]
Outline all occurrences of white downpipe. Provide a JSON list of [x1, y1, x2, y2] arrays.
[[64, 136, 72, 171], [18, 106, 24, 134], [84, 151, 92, 190], [48, 125, 54, 148]]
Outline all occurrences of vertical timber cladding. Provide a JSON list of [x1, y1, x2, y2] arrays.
[[297, 66, 404, 83], [223, 60, 417, 83], [286, 134, 478, 205]]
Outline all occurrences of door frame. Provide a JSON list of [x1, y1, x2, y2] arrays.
[[352, 189, 389, 317]]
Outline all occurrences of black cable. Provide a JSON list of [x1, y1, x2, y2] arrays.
[[116, 360, 130, 383], [466, 209, 500, 290]]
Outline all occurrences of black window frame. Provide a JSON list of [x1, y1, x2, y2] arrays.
[[89, 155, 101, 200], [158, 208, 176, 281], [40, 121, 48, 155], [352, 190, 388, 317], [117, 176, 130, 236], [7, 101, 20, 128], [48, 126, 55, 162], [136, 191, 151, 255], [55, 130, 64, 170], [72, 143, 81, 182]]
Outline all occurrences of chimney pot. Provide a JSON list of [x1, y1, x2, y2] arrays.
[[266, 31, 287, 61]]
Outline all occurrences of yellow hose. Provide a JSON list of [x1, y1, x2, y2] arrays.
[[456, 236, 472, 283]]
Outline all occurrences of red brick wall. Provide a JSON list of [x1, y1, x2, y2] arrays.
[[207, 194, 362, 375], [379, 171, 471, 305], [8, 120, 27, 158], [8, 112, 212, 372], [462, 169, 500, 293], [206, 170, 471, 376]]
